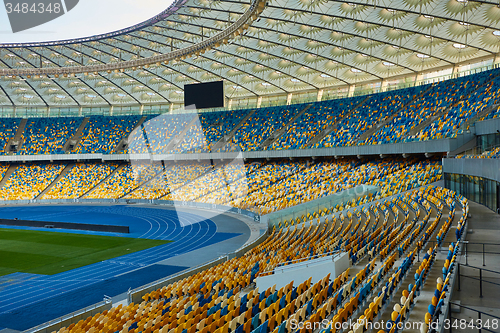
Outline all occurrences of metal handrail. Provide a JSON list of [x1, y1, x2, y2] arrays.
[[449, 302, 500, 320], [22, 301, 108, 333], [447, 302, 500, 333], [457, 263, 500, 298], [460, 264, 500, 276], [457, 141, 500, 158]]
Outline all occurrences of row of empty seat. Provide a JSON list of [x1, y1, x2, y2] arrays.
[[42, 163, 119, 200], [0, 163, 65, 200], [0, 158, 441, 214], [456, 146, 500, 159], [0, 69, 498, 156], [45, 185, 466, 333]]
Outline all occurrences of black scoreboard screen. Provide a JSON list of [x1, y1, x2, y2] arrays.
[[184, 81, 224, 109]]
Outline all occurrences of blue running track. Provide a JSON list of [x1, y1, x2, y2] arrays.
[[0, 205, 241, 330]]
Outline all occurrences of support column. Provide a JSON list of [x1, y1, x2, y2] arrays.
[[380, 79, 388, 92], [494, 53, 500, 68], [257, 96, 262, 108], [286, 93, 292, 105], [317, 89, 323, 102], [414, 72, 423, 86], [169, 103, 174, 113], [140, 104, 144, 115], [78, 107, 83, 117], [109, 106, 114, 116], [347, 84, 355, 98], [227, 99, 233, 110], [452, 63, 460, 78]]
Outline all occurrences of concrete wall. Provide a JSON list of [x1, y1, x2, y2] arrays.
[[0, 133, 474, 163], [442, 158, 500, 183], [256, 252, 349, 291], [0, 218, 129, 233], [475, 117, 500, 136]]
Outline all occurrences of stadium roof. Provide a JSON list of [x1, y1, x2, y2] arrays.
[[1, 0, 499, 109]]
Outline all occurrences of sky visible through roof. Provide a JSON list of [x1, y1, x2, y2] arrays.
[[0, 0, 173, 43]]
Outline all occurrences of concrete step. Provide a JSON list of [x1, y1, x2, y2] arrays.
[[260, 104, 312, 149], [213, 109, 256, 150], [80, 164, 125, 198], [37, 163, 75, 199], [306, 96, 370, 148], [0, 165, 17, 190], [64, 117, 89, 152], [113, 116, 148, 152], [6, 119, 27, 153]]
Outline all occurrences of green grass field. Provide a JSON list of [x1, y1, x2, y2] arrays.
[[0, 228, 170, 276]]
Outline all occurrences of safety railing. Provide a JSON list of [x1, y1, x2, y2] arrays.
[[425, 240, 500, 267], [457, 263, 500, 299], [447, 302, 500, 333], [457, 140, 500, 159], [23, 300, 111, 333]]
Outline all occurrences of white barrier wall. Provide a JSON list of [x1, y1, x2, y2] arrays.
[[256, 252, 349, 291]]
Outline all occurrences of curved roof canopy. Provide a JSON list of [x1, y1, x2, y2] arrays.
[[0, 0, 500, 108]]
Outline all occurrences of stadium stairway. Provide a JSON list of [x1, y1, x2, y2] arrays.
[[63, 117, 89, 152], [306, 96, 370, 148], [0, 165, 16, 189], [117, 166, 166, 199], [5, 119, 27, 154], [259, 104, 312, 149], [168, 116, 201, 152], [404, 205, 462, 332], [376, 201, 449, 328], [409, 106, 451, 137], [213, 109, 255, 150], [410, 72, 500, 138], [36, 163, 75, 199], [456, 102, 500, 134], [114, 116, 148, 153], [81, 164, 126, 198], [355, 85, 434, 144]]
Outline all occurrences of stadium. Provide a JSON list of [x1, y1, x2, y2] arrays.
[[0, 0, 499, 332]]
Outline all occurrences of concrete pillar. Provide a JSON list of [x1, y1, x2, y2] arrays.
[[452, 63, 460, 78], [169, 103, 174, 113], [227, 99, 233, 110], [494, 53, 500, 67], [317, 89, 323, 102], [414, 72, 423, 86], [348, 84, 355, 98], [140, 104, 144, 115], [286, 93, 292, 105], [78, 107, 83, 117], [109, 106, 114, 116], [257, 96, 262, 108], [380, 79, 388, 92]]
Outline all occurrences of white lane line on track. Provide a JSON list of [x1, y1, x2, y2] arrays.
[[0, 222, 211, 312], [0, 210, 219, 311]]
